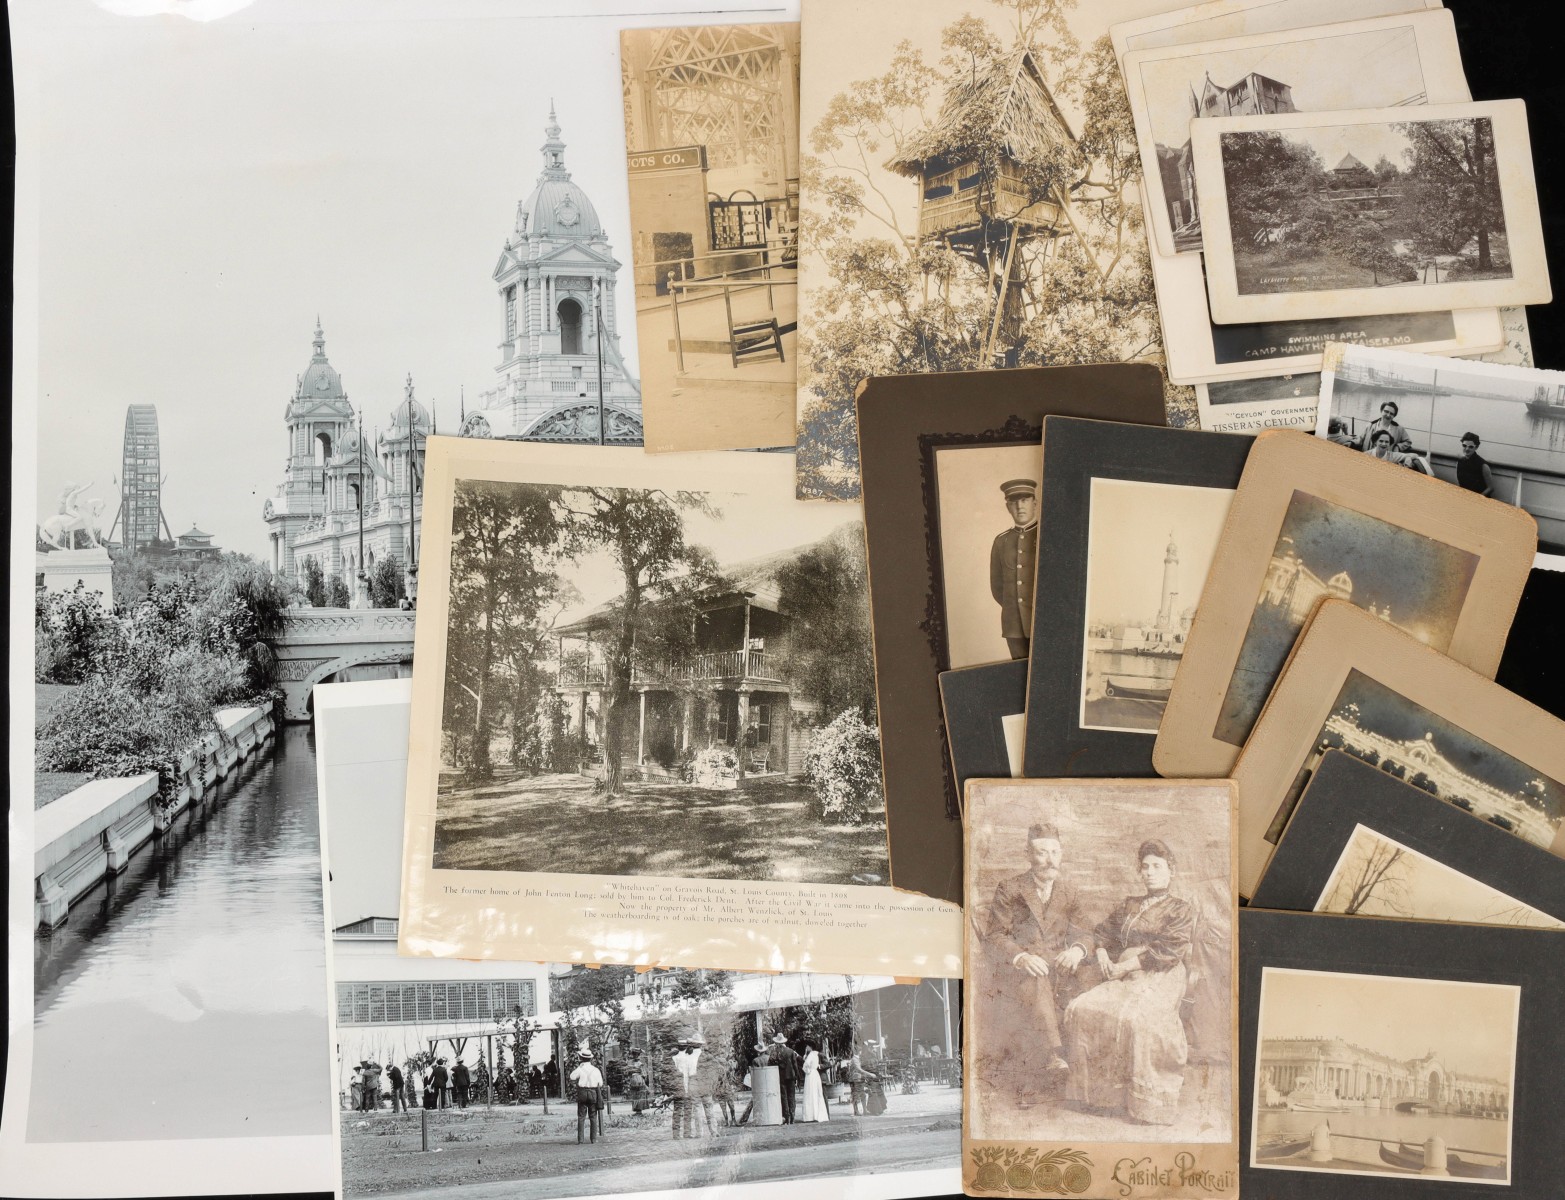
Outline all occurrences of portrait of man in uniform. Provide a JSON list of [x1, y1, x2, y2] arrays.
[[991, 478, 1038, 660]]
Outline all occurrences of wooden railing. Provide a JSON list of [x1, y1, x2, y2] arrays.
[[557, 649, 782, 688]]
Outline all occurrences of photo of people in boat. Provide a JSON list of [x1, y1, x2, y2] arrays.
[[1253, 967, 1516, 1184], [1080, 479, 1235, 733]]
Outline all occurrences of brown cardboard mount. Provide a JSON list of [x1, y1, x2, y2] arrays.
[[619, 24, 800, 453], [963, 777, 1239, 1199], [1154, 429, 1536, 778], [857, 363, 1167, 905], [1233, 599, 1565, 897]]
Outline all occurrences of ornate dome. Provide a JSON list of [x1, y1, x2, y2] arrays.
[[296, 321, 346, 401], [387, 374, 432, 436], [513, 108, 603, 243], [330, 426, 366, 466]]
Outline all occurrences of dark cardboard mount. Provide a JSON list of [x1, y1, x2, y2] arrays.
[[938, 660, 1027, 801], [856, 363, 1167, 904], [1251, 749, 1565, 922], [1022, 417, 1254, 778]]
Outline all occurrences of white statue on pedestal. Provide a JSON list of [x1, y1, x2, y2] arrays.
[[39, 483, 107, 550]]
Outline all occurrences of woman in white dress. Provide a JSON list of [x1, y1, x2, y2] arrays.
[[800, 1042, 830, 1123]]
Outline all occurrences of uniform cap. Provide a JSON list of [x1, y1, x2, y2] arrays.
[[1001, 478, 1038, 500]]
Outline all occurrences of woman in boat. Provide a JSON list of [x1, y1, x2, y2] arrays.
[[1062, 839, 1193, 1125]]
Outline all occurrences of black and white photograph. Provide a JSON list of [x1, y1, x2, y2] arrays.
[[1215, 489, 1479, 746], [1267, 668, 1565, 849], [1315, 825, 1565, 927], [1252, 967, 1517, 1183], [796, 0, 1179, 502], [1124, 11, 1467, 256], [934, 445, 1043, 668], [315, 679, 961, 1200], [620, 24, 799, 454], [1193, 101, 1552, 324], [1319, 344, 1565, 554], [1080, 479, 1234, 733], [1196, 373, 1321, 433], [430, 476, 889, 885], [965, 780, 1236, 1150]]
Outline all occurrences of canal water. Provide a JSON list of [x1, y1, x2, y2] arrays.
[[29, 723, 332, 1142], [1256, 1108, 1510, 1167]]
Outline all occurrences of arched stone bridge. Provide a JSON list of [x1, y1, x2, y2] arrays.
[[271, 608, 417, 721]]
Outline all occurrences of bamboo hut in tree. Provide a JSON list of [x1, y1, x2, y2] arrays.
[[886, 47, 1078, 361]]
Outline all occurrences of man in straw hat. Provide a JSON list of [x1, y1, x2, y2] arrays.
[[569, 1047, 605, 1144], [769, 1032, 803, 1125], [669, 1030, 706, 1139], [990, 478, 1038, 660]]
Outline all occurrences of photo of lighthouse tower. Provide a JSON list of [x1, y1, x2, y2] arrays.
[[1080, 479, 1236, 733]]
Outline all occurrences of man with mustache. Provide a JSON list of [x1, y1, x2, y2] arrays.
[[988, 822, 1091, 1100]]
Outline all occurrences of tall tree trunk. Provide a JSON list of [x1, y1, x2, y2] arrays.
[[602, 573, 642, 797], [471, 583, 497, 779]]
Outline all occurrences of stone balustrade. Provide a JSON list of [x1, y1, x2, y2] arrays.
[[34, 701, 275, 930]]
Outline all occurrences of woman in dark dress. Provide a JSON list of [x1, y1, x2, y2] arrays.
[[1063, 839, 1194, 1125]]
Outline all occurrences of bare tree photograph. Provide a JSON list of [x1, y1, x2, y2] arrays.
[[1214, 489, 1479, 747], [796, 0, 1183, 501], [1316, 825, 1565, 928], [1079, 479, 1234, 733], [1253, 968, 1516, 1183], [965, 780, 1235, 1148], [430, 478, 890, 885], [1266, 669, 1565, 848]]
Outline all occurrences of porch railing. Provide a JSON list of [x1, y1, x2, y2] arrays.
[[556, 649, 782, 688]]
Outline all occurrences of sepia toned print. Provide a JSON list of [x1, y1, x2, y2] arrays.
[[432, 477, 888, 886], [1316, 824, 1565, 928], [1080, 479, 1234, 734], [1253, 968, 1516, 1184], [1266, 668, 1565, 848], [935, 444, 1044, 668], [1126, 13, 1464, 256], [620, 25, 800, 453], [966, 781, 1235, 1147], [1214, 489, 1478, 746]]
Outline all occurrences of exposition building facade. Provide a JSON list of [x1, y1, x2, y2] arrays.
[[1259, 1036, 1510, 1115]]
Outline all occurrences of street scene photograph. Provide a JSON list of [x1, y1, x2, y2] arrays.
[[430, 478, 890, 884]]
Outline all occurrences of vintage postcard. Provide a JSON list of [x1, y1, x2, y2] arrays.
[[1196, 373, 1321, 432], [855, 363, 1167, 904], [796, 0, 1188, 501], [1317, 342, 1565, 557], [1110, 0, 1443, 64], [1228, 599, 1565, 895], [1124, 11, 1468, 257], [1251, 749, 1565, 928], [1239, 908, 1565, 1193], [397, 439, 961, 974], [1022, 419, 1248, 778], [1153, 429, 1537, 777], [939, 661, 1028, 801], [1193, 101, 1552, 324], [318, 679, 963, 1200], [1153, 233, 1504, 384], [620, 25, 800, 453], [964, 778, 1238, 1198]]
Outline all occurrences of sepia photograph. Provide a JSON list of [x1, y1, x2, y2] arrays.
[[1252, 967, 1516, 1184], [934, 444, 1044, 668], [1214, 488, 1478, 747], [1125, 11, 1466, 256], [1193, 101, 1552, 324], [965, 780, 1236, 1152], [1196, 373, 1321, 433], [1319, 344, 1565, 553], [1111, 0, 1444, 62], [1266, 668, 1565, 849], [620, 24, 800, 453], [796, 0, 1179, 501], [1316, 825, 1565, 928], [1080, 479, 1235, 733], [428, 475, 889, 885]]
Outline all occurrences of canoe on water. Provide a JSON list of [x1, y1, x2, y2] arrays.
[[1379, 1141, 1506, 1180], [1256, 1137, 1312, 1159]]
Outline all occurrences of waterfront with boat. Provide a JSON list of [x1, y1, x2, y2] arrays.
[[1256, 1107, 1509, 1180]]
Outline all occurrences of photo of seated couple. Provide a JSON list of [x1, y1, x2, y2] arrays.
[[976, 822, 1233, 1144]]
